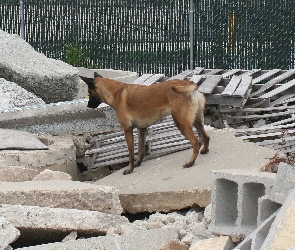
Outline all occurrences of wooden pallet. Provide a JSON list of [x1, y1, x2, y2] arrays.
[[85, 116, 197, 169]]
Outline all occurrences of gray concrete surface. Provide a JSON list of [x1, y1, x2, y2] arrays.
[[0, 217, 20, 249], [94, 129, 277, 213], [15, 228, 179, 250]]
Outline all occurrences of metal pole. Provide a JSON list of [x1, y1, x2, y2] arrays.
[[20, 0, 25, 39], [189, 0, 194, 70]]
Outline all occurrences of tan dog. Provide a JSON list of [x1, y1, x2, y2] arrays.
[[80, 73, 209, 175]]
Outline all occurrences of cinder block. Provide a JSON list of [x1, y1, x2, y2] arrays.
[[268, 163, 295, 204], [261, 188, 295, 250], [209, 169, 276, 237], [234, 211, 278, 250]]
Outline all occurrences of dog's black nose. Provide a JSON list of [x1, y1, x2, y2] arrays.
[[87, 100, 100, 109]]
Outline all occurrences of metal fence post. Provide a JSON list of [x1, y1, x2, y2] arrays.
[[189, 0, 194, 70], [20, 0, 25, 39]]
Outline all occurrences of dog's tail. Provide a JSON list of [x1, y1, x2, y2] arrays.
[[172, 82, 198, 96]]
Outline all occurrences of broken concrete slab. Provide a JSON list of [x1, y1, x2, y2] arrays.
[[0, 135, 78, 180], [0, 128, 48, 150], [15, 228, 179, 250], [0, 217, 20, 249], [0, 78, 45, 109], [0, 29, 80, 103], [94, 129, 278, 213], [260, 188, 295, 250], [160, 239, 189, 250], [0, 204, 129, 247], [189, 236, 235, 250], [0, 180, 123, 215]]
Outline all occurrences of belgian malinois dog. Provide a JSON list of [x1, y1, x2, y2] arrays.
[[80, 73, 209, 175]]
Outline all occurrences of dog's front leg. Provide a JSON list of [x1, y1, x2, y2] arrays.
[[135, 127, 147, 168], [123, 127, 135, 175]]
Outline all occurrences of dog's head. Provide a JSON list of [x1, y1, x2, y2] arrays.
[[79, 72, 103, 109]]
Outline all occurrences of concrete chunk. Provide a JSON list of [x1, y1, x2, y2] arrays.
[[0, 217, 20, 248], [32, 169, 72, 181], [0, 135, 78, 180], [189, 236, 235, 250], [15, 228, 179, 250], [0, 166, 39, 182], [0, 180, 123, 215], [0, 30, 79, 103], [0, 204, 129, 247]]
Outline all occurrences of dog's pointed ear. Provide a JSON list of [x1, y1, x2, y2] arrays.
[[79, 76, 95, 89], [94, 72, 103, 78]]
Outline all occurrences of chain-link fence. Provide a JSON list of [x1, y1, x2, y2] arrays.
[[1, 0, 295, 76]]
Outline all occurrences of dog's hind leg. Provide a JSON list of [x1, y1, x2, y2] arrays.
[[122, 127, 135, 175], [194, 111, 210, 154], [135, 127, 147, 168], [172, 114, 201, 168]]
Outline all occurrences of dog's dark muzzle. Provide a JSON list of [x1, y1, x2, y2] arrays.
[[87, 99, 101, 109]]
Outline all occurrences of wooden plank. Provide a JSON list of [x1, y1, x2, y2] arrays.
[[240, 69, 261, 76], [220, 104, 295, 113], [267, 116, 295, 126], [221, 75, 241, 96], [141, 74, 165, 85], [198, 76, 222, 94], [222, 69, 241, 78], [232, 76, 252, 97], [189, 75, 203, 84], [224, 110, 295, 120], [169, 70, 193, 80], [256, 136, 295, 146], [235, 123, 295, 135], [239, 129, 295, 140], [192, 67, 204, 74], [205, 94, 246, 107], [250, 69, 295, 97], [269, 94, 295, 107], [252, 69, 281, 85], [205, 69, 223, 75], [132, 74, 153, 84], [259, 79, 295, 99]]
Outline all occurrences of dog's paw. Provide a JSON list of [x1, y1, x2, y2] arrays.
[[123, 168, 133, 175], [134, 161, 142, 168], [183, 162, 194, 168], [200, 148, 209, 154]]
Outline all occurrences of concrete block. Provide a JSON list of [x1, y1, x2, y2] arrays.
[[0, 135, 78, 180], [189, 236, 235, 250], [268, 163, 295, 204], [0, 204, 129, 247], [15, 228, 179, 250], [0, 30, 79, 104], [209, 169, 276, 237], [0, 217, 20, 248], [261, 188, 295, 250], [234, 211, 278, 250], [0, 180, 123, 215]]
